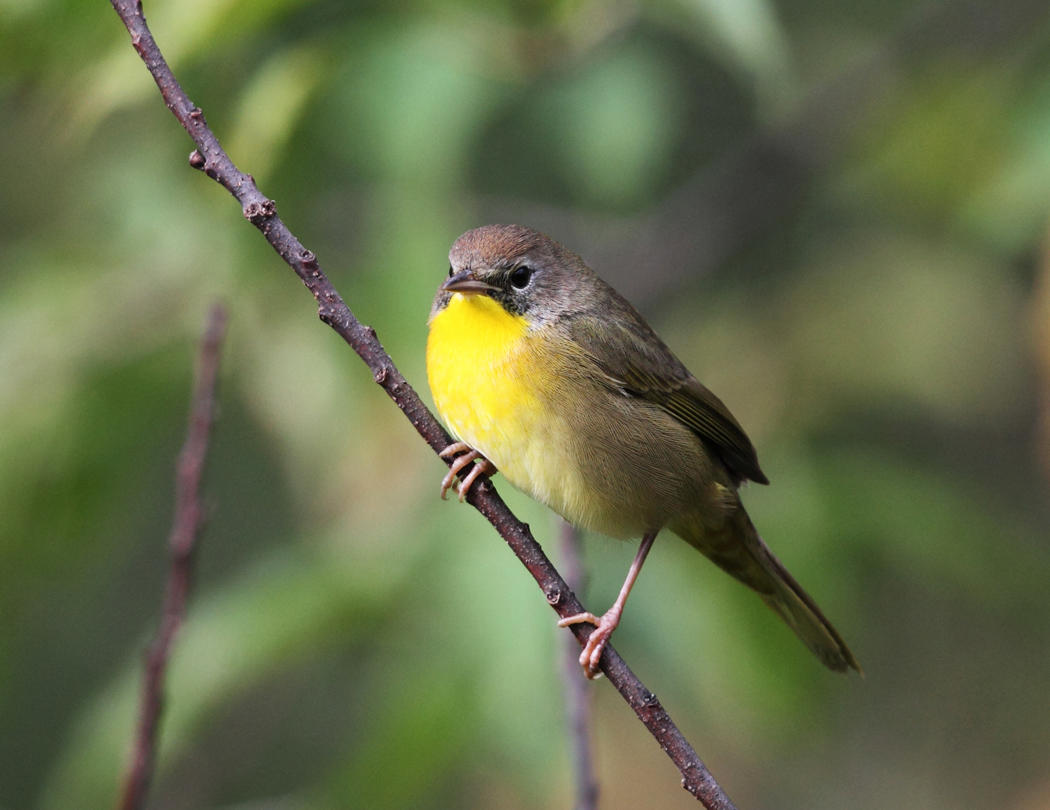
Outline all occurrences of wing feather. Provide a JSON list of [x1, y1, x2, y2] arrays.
[[567, 316, 768, 485]]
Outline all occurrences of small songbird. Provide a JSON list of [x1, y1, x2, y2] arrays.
[[426, 224, 860, 679]]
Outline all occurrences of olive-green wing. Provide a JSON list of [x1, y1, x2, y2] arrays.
[[654, 375, 768, 485], [568, 315, 768, 485]]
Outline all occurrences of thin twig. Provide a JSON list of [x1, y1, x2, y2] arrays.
[[559, 522, 599, 810], [1035, 223, 1050, 485], [118, 303, 228, 810], [107, 3, 737, 806]]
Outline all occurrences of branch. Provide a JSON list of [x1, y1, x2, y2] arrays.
[[1036, 222, 1050, 486], [559, 522, 599, 810], [108, 3, 737, 806], [118, 303, 228, 810]]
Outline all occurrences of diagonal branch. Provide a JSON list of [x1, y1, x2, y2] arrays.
[[108, 3, 737, 806], [118, 303, 228, 810]]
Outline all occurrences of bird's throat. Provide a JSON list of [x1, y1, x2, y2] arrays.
[[426, 292, 534, 456]]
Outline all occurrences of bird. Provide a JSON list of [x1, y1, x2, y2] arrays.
[[426, 224, 860, 679]]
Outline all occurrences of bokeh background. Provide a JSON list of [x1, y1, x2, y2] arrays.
[[4, 1, 1050, 808]]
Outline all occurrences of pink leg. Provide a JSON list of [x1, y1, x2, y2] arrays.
[[439, 441, 497, 501], [558, 531, 658, 679]]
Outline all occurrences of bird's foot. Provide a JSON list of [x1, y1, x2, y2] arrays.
[[558, 605, 623, 680], [439, 442, 497, 501]]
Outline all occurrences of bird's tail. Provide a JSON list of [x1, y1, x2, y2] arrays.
[[675, 507, 862, 674]]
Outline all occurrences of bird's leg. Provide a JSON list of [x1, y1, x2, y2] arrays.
[[439, 441, 497, 501], [558, 531, 658, 679]]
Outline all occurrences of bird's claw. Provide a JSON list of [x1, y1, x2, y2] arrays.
[[558, 608, 622, 680], [439, 442, 497, 501]]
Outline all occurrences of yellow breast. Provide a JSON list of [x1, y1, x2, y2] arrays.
[[426, 291, 654, 539], [426, 293, 541, 479]]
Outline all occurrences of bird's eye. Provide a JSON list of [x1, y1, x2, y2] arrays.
[[509, 265, 533, 289], [448, 265, 454, 277]]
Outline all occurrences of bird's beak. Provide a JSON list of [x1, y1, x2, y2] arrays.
[[442, 269, 498, 295]]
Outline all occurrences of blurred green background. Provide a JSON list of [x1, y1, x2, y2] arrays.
[[3, 0, 1050, 808]]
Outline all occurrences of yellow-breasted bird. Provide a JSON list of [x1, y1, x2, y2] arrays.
[[426, 224, 860, 679]]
